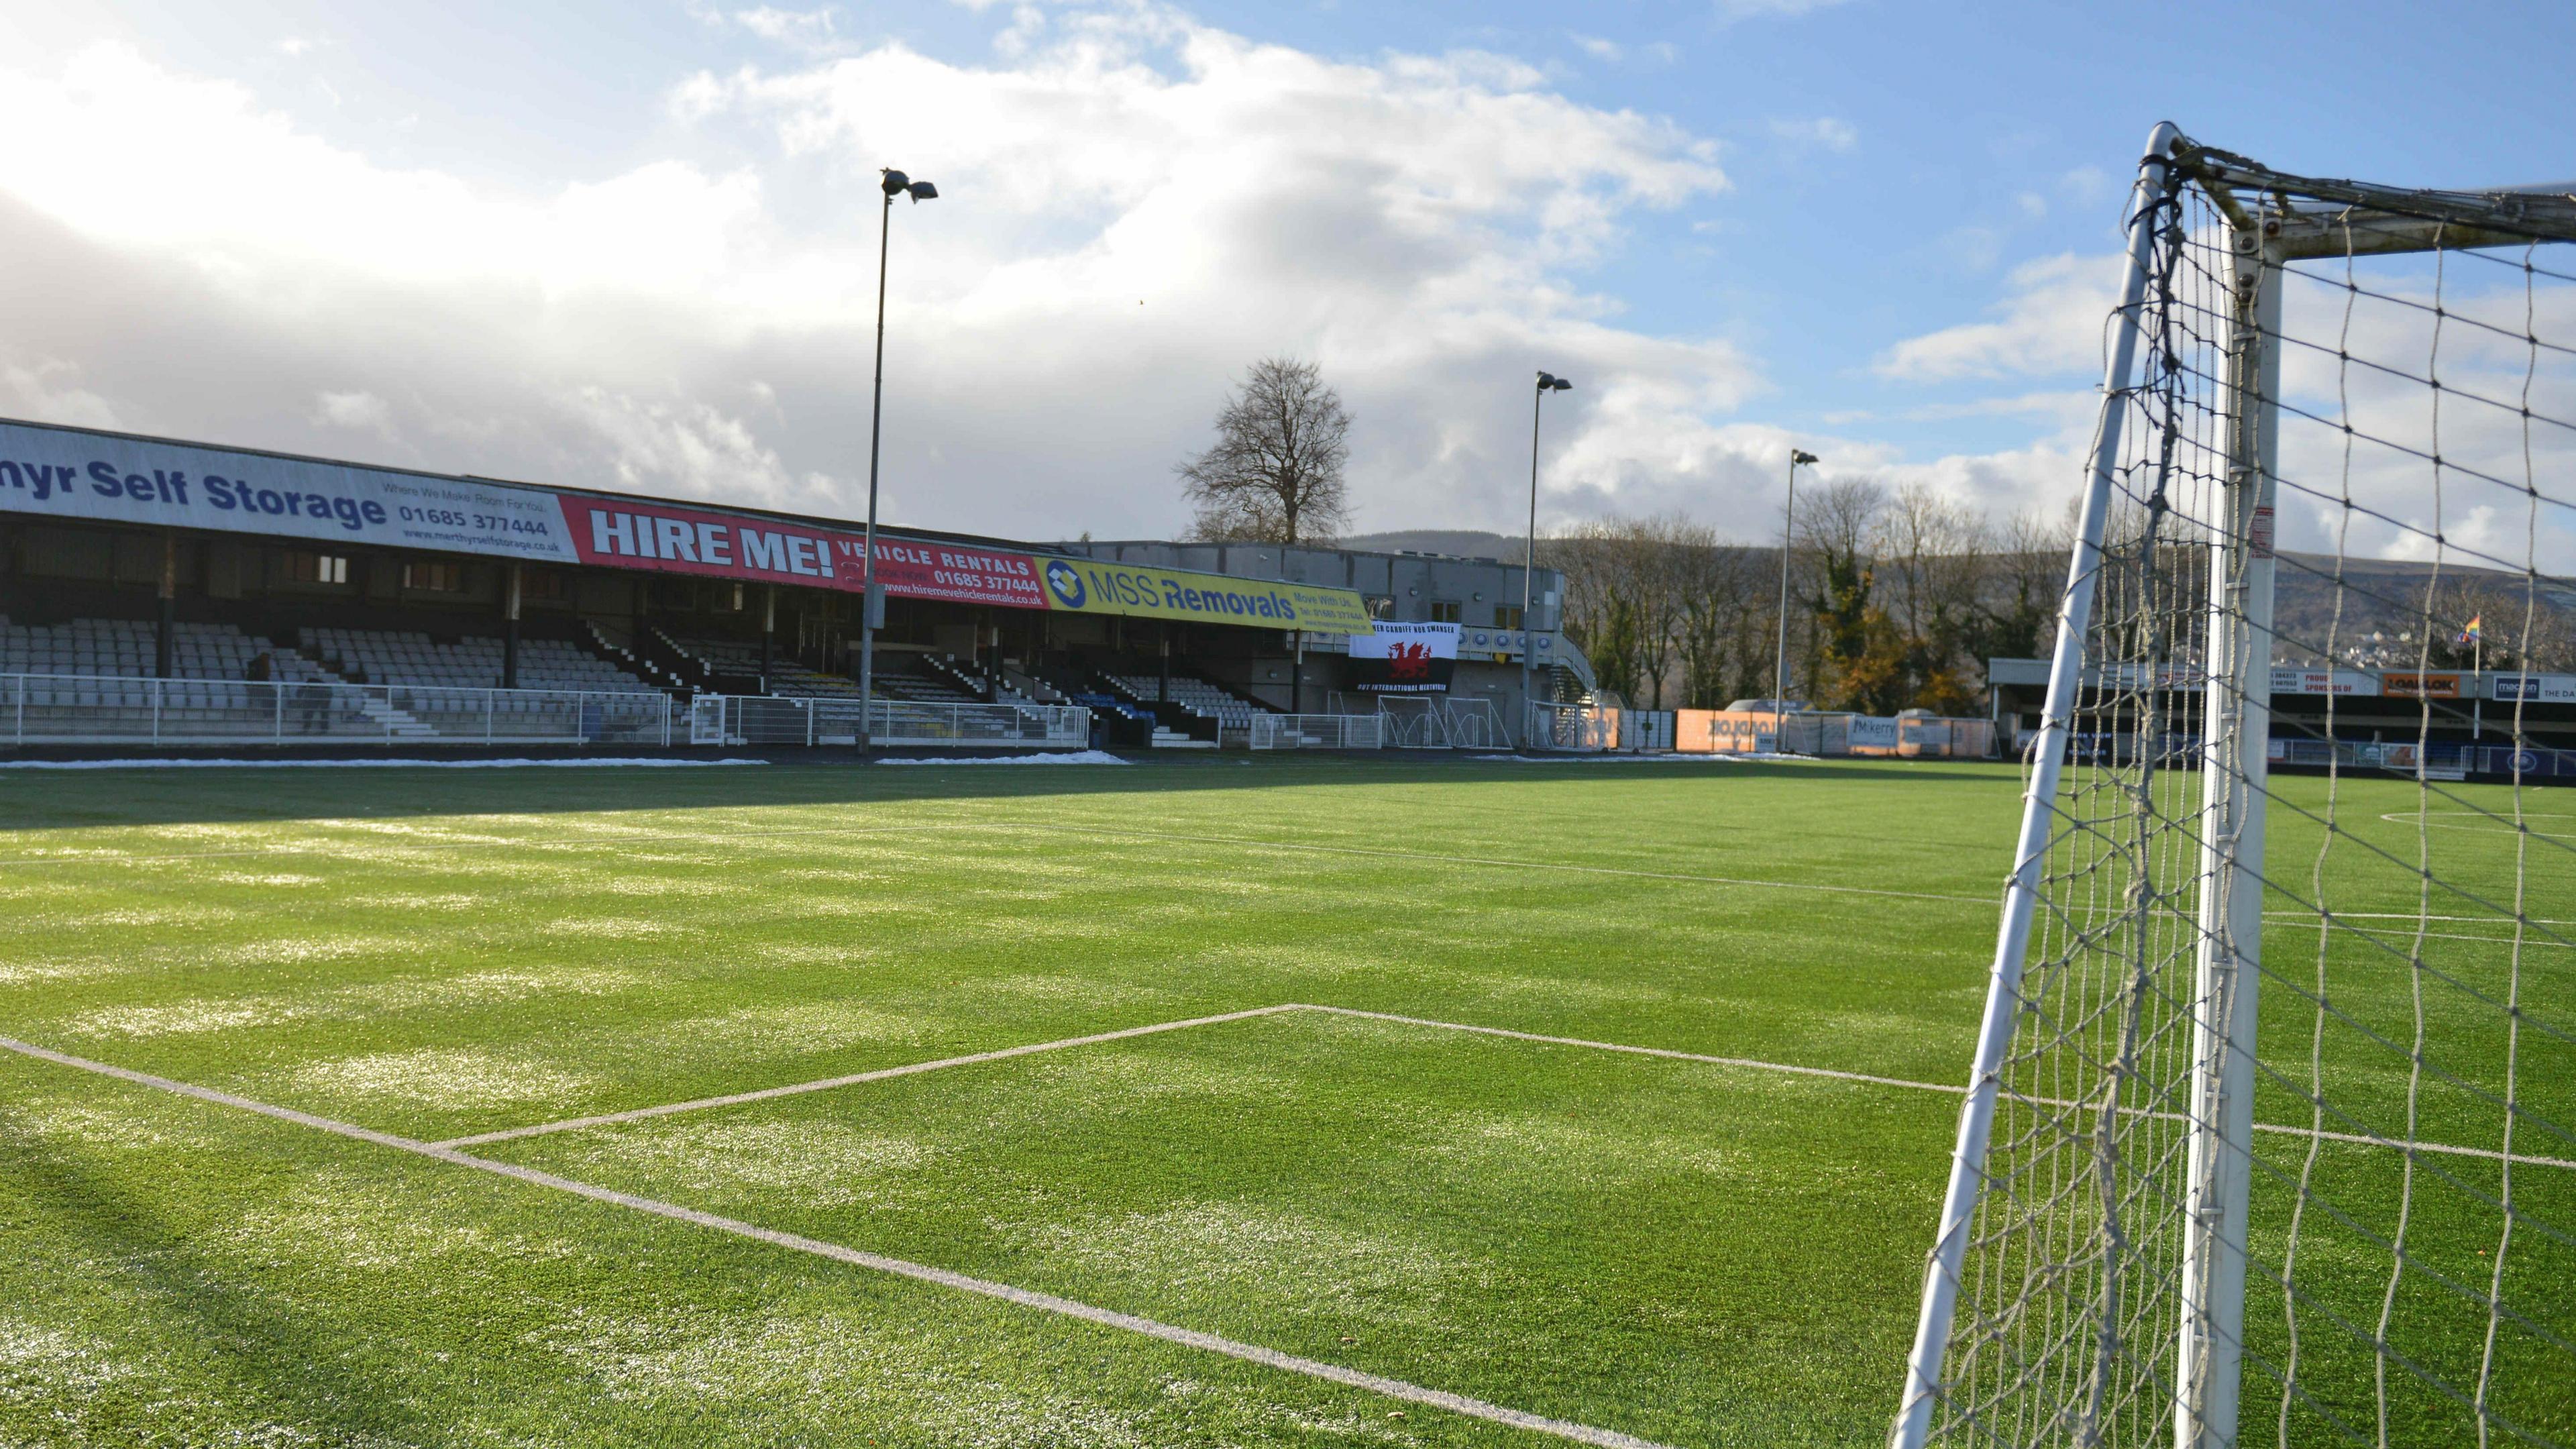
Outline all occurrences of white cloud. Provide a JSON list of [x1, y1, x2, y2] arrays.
[[1570, 34, 1621, 62], [0, 25, 1749, 538], [1768, 116, 1856, 153], [729, 7, 843, 54], [2058, 164, 2112, 204], [2, 360, 120, 430], [1715, 0, 1853, 19], [1872, 246, 2576, 569], [1873, 251, 2123, 382], [311, 390, 393, 435]]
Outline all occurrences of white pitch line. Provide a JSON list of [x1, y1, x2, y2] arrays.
[[437, 1005, 1305, 1148], [0, 1034, 1674, 1449], [449, 1000, 2576, 1175], [1293, 1004, 1974, 1095], [1307, 1006, 2576, 1171]]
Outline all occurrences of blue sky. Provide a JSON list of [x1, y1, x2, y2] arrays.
[[2, 0, 2571, 548]]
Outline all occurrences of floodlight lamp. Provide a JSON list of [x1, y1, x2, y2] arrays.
[[880, 168, 912, 197], [907, 181, 938, 202], [1792, 449, 1819, 466], [1537, 371, 1572, 391]]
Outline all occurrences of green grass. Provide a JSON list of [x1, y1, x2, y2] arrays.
[[0, 755, 2567, 1447]]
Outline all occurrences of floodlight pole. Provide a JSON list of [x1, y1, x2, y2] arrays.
[[1523, 372, 1569, 749], [857, 168, 935, 750], [857, 188, 894, 749], [1772, 449, 1815, 751]]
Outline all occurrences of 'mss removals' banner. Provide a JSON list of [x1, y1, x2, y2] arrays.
[[1036, 555, 1377, 633]]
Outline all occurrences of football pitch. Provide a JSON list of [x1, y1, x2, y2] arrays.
[[0, 756, 2567, 1447]]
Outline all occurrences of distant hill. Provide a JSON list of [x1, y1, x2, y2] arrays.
[[1332, 529, 1527, 561]]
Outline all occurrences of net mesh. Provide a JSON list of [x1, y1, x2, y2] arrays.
[[1912, 146, 2576, 1448]]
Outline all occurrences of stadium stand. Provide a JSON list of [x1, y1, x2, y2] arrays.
[[665, 631, 1061, 710], [582, 622, 687, 691], [299, 628, 658, 693], [1025, 664, 1211, 749], [665, 633, 857, 699], [0, 616, 332, 684], [1104, 672, 1273, 737]]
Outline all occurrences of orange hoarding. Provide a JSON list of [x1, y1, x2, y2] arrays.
[[2382, 672, 2463, 699]]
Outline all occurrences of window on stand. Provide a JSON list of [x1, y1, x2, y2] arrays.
[[283, 551, 349, 586], [401, 561, 464, 593]]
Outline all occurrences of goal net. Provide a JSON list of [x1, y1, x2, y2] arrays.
[[1893, 127, 2576, 1448]]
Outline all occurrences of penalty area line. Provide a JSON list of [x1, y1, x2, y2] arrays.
[[437, 1005, 1306, 1148], [436, 1002, 2576, 1174], [0, 1034, 1675, 1449]]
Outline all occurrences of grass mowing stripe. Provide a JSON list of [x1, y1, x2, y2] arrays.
[[11, 800, 2571, 940], [987, 822, 1998, 904], [0, 820, 941, 868], [435, 1005, 1306, 1148], [25, 802, 2569, 937], [436, 1000, 2576, 1175], [0, 1032, 1680, 1449], [0, 810, 1999, 906]]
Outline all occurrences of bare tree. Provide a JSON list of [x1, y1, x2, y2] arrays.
[[2423, 576, 2576, 672], [1669, 525, 1758, 708], [1876, 482, 1985, 640], [1969, 506, 2072, 665], [1542, 515, 1756, 710], [1176, 357, 1352, 544]]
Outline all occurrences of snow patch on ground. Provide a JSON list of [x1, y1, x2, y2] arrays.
[[0, 757, 767, 769], [877, 750, 1127, 766]]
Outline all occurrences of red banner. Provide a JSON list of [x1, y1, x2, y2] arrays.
[[555, 496, 1044, 608]]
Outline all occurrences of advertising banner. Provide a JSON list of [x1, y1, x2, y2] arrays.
[[560, 495, 1045, 608], [2383, 672, 2463, 700], [0, 419, 1378, 629], [0, 419, 580, 563], [2269, 667, 2381, 697], [1036, 555, 1375, 633], [1344, 621, 1458, 694], [2492, 673, 2576, 703], [1847, 715, 1902, 751]]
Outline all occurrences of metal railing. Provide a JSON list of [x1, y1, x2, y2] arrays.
[[1441, 697, 1509, 750], [696, 695, 1090, 749], [1373, 696, 1512, 750], [0, 674, 1088, 751], [1525, 701, 1619, 751], [1248, 713, 1385, 751], [1377, 697, 1452, 749], [0, 673, 675, 747]]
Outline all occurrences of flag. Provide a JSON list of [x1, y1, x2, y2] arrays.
[[2457, 614, 2483, 647]]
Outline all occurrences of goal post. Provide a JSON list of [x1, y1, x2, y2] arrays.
[[1894, 127, 2576, 1449]]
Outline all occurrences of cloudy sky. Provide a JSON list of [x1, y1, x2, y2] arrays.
[[2, 1, 2571, 558]]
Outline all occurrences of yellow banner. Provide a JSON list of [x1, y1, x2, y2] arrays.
[[1036, 555, 1375, 633]]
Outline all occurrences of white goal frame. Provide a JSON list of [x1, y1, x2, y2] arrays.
[[1891, 123, 2576, 1449]]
